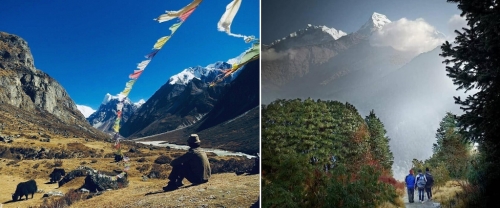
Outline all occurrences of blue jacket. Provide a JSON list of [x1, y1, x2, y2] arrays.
[[405, 174, 416, 188]]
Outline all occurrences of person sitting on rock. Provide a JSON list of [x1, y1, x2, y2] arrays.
[[163, 134, 211, 191]]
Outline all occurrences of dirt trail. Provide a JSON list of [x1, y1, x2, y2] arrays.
[[403, 188, 441, 208]]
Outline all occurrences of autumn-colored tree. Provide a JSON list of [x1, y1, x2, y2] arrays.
[[365, 110, 394, 171], [262, 98, 397, 207]]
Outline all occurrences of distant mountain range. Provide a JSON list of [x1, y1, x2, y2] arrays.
[[262, 12, 464, 179], [136, 59, 260, 155], [1, 30, 259, 155], [86, 52, 259, 154]]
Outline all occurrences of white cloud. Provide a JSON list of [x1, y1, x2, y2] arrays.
[[76, 104, 96, 118], [370, 18, 446, 54], [262, 48, 288, 61], [448, 14, 468, 39], [262, 48, 299, 61]]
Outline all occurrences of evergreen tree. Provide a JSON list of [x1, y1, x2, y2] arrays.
[[262, 99, 398, 207], [440, 0, 500, 206], [365, 110, 394, 171], [432, 112, 471, 178]]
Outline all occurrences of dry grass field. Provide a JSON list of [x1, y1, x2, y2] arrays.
[[0, 137, 259, 208]]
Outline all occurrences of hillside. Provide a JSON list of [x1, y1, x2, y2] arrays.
[[0, 136, 259, 208], [135, 59, 260, 155]]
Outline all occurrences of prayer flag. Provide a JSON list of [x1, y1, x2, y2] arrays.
[[154, 0, 202, 23], [179, 7, 196, 22]]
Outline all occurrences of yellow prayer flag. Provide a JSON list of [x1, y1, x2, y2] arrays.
[[121, 88, 131, 97], [153, 36, 170, 49], [170, 23, 182, 34], [125, 80, 136, 89]]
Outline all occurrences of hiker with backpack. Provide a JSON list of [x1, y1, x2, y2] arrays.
[[415, 169, 427, 203], [405, 169, 416, 203], [425, 167, 434, 200]]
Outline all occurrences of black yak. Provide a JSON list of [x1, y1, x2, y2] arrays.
[[12, 179, 37, 201], [49, 168, 66, 183]]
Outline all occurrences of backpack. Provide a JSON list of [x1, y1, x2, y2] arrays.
[[416, 174, 427, 188], [425, 173, 434, 186]]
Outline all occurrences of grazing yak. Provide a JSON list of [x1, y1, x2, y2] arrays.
[[49, 168, 66, 183], [12, 179, 37, 201]]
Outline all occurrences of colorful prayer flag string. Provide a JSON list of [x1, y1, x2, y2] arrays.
[[110, 1, 201, 176], [218, 0, 255, 43]]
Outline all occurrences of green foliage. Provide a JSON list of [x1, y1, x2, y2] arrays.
[[440, 0, 500, 204], [262, 152, 314, 208], [325, 165, 397, 208], [429, 112, 472, 179], [365, 110, 394, 171], [262, 98, 368, 171], [262, 99, 397, 207]]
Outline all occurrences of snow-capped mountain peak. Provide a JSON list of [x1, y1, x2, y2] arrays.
[[269, 24, 347, 48], [168, 61, 232, 85], [102, 93, 116, 105], [371, 12, 391, 29], [101, 93, 143, 106], [357, 12, 391, 35], [134, 99, 146, 107]]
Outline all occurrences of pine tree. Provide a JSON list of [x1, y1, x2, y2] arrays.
[[365, 110, 394, 171], [440, 0, 500, 205], [431, 112, 471, 179], [262, 99, 398, 207]]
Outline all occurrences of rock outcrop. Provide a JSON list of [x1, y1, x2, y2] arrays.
[[0, 32, 85, 124], [0, 31, 108, 139]]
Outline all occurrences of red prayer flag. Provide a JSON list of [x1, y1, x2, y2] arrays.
[[179, 6, 196, 21], [129, 70, 144, 79]]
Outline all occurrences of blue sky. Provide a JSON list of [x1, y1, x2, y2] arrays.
[[262, 0, 462, 45], [0, 0, 259, 111]]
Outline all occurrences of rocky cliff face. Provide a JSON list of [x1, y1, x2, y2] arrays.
[[0, 32, 106, 139]]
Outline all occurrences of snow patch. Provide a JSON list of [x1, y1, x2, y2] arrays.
[[134, 99, 146, 107], [76, 105, 96, 118]]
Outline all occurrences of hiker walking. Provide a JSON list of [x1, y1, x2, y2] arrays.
[[425, 167, 434, 200], [405, 169, 416, 203], [415, 169, 427, 203], [163, 134, 211, 191]]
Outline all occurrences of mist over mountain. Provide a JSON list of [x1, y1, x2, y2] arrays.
[[262, 12, 464, 179]]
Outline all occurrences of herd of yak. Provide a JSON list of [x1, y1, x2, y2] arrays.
[[11, 168, 65, 202]]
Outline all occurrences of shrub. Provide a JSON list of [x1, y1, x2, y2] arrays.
[[6, 160, 18, 166], [137, 157, 146, 163], [40, 189, 84, 208], [210, 157, 254, 174], [154, 155, 172, 164], [91, 159, 98, 163], [136, 164, 151, 173], [148, 164, 170, 179], [32, 163, 40, 169]]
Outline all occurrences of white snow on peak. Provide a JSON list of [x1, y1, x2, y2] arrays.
[[134, 99, 146, 107], [101, 93, 116, 105], [270, 24, 347, 47], [76, 104, 96, 118], [358, 12, 391, 35], [371, 12, 391, 29], [101, 93, 131, 105], [168, 67, 203, 85], [169, 56, 237, 86], [320, 25, 348, 40]]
